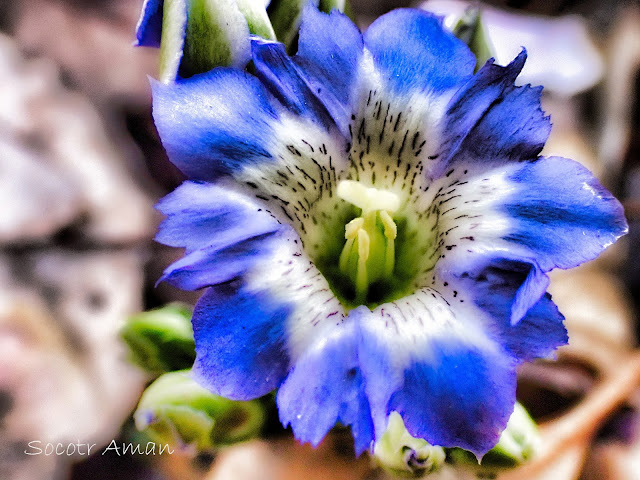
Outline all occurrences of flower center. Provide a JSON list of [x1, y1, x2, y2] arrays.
[[337, 181, 400, 304]]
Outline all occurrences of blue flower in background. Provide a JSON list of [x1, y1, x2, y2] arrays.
[[149, 7, 627, 456]]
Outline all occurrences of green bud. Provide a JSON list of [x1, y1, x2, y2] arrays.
[[134, 370, 265, 450], [374, 412, 446, 478], [158, 0, 275, 82], [448, 402, 540, 471], [452, 6, 495, 72], [268, 0, 351, 53], [120, 303, 196, 375]]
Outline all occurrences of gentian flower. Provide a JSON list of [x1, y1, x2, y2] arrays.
[[149, 6, 627, 456]]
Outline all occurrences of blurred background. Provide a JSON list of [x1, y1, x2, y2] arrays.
[[0, 0, 639, 479]]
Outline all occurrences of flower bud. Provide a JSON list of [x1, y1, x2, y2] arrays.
[[134, 370, 265, 450], [138, 0, 276, 82], [120, 303, 195, 375], [373, 412, 446, 478]]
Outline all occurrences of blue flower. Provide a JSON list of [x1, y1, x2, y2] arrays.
[[150, 7, 627, 456]]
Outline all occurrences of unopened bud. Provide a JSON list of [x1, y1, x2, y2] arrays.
[[374, 412, 446, 477], [134, 370, 265, 451], [120, 303, 195, 375]]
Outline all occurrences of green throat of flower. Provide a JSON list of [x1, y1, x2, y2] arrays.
[[337, 180, 400, 305]]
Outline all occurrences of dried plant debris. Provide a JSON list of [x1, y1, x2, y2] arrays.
[[0, 33, 153, 245]]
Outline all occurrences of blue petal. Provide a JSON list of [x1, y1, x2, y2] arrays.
[[363, 9, 475, 95], [277, 318, 374, 455], [510, 260, 549, 325], [455, 84, 550, 168], [155, 182, 284, 290], [251, 37, 333, 128], [156, 181, 281, 254], [358, 307, 516, 456], [293, 6, 363, 135], [387, 342, 516, 457], [482, 292, 567, 362], [447, 257, 568, 361], [436, 51, 549, 176], [443, 254, 550, 326], [192, 283, 291, 400], [159, 231, 281, 290], [152, 69, 281, 180], [504, 156, 628, 270], [355, 291, 516, 455], [135, 0, 164, 47]]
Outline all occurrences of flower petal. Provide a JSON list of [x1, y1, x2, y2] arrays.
[[158, 233, 280, 290], [441, 250, 550, 326], [151, 68, 281, 180], [176, 203, 354, 402], [427, 156, 625, 325], [439, 255, 567, 361], [251, 36, 333, 128], [156, 181, 283, 290], [363, 9, 475, 95], [277, 318, 374, 455], [152, 66, 351, 253], [503, 156, 628, 270], [156, 181, 281, 254], [135, 0, 164, 47], [435, 50, 551, 177], [479, 290, 567, 363], [446, 83, 551, 177], [192, 282, 291, 399], [386, 343, 516, 457], [294, 6, 364, 136], [356, 293, 516, 456]]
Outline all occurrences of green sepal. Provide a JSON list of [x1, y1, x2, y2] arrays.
[[318, 0, 345, 13], [452, 6, 495, 72], [134, 370, 265, 451], [120, 303, 196, 375], [158, 0, 276, 81]]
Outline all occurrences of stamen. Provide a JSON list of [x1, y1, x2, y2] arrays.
[[380, 210, 396, 277], [337, 180, 401, 303]]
